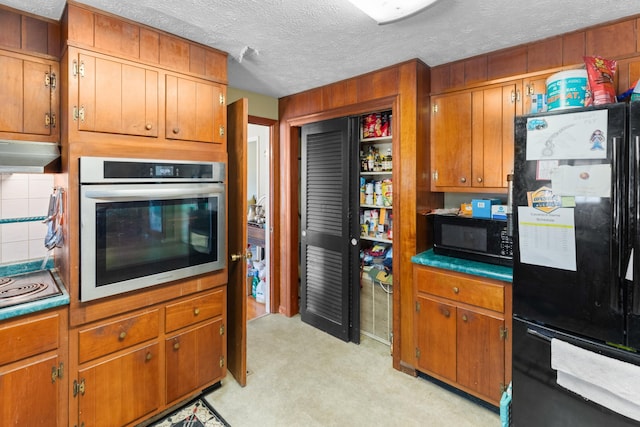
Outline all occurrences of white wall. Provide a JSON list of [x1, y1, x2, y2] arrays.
[[0, 173, 53, 264]]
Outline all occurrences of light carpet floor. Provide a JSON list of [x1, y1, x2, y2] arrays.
[[205, 313, 500, 427]]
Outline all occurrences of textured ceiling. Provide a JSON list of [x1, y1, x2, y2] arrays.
[[2, 0, 639, 98]]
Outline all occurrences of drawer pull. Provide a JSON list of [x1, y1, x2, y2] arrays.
[[173, 341, 180, 350], [443, 310, 450, 318], [453, 287, 459, 294], [118, 331, 127, 340], [194, 308, 200, 316], [173, 127, 180, 134], [146, 352, 152, 361], [145, 123, 152, 130], [462, 314, 468, 322]]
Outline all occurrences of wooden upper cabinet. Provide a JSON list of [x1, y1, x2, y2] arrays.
[[0, 51, 59, 140], [431, 81, 517, 192], [165, 74, 226, 144], [472, 82, 518, 189], [521, 74, 553, 115], [76, 52, 159, 137], [431, 91, 472, 190]]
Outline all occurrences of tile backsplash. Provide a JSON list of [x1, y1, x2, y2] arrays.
[[0, 173, 54, 264]]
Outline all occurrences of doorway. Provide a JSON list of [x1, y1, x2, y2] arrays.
[[247, 118, 275, 321]]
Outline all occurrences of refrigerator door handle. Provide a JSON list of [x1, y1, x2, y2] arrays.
[[633, 135, 640, 314]]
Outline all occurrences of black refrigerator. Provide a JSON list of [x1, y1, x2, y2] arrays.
[[512, 102, 640, 426]]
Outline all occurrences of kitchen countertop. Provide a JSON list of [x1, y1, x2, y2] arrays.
[[411, 249, 513, 283], [0, 258, 70, 321]]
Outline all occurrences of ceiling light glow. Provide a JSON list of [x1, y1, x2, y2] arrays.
[[346, 0, 439, 24]]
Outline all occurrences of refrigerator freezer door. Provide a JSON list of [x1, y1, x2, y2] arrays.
[[629, 101, 640, 350], [513, 318, 640, 427], [513, 104, 627, 345]]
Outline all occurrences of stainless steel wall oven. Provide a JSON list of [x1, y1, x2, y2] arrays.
[[79, 157, 225, 302]]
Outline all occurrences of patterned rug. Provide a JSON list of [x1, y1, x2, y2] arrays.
[[148, 396, 230, 427]]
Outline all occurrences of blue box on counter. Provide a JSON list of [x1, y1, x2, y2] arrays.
[[472, 199, 501, 219], [491, 205, 508, 220]]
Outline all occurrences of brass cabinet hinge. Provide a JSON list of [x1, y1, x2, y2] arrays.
[[415, 301, 421, 312], [432, 170, 438, 182], [45, 113, 56, 128], [415, 348, 421, 359], [73, 106, 85, 122], [51, 362, 64, 383], [219, 356, 225, 368], [219, 125, 225, 137], [73, 378, 86, 397], [219, 93, 225, 105], [72, 60, 85, 78], [220, 324, 225, 335], [432, 104, 438, 114], [499, 326, 509, 340], [44, 72, 57, 89]]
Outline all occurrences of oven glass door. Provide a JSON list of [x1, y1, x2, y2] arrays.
[[80, 183, 225, 301]]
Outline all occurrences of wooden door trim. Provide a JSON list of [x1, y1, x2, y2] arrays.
[[248, 115, 279, 315]]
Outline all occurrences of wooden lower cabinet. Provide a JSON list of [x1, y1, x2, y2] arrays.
[[166, 318, 224, 403], [0, 308, 68, 426], [414, 264, 511, 406], [70, 286, 226, 427], [77, 343, 161, 427]]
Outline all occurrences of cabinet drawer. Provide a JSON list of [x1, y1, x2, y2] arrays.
[[0, 313, 59, 365], [415, 266, 504, 312], [165, 289, 224, 333], [78, 310, 159, 363]]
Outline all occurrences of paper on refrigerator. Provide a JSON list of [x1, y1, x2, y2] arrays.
[[517, 207, 577, 271], [525, 109, 608, 161], [551, 164, 611, 197]]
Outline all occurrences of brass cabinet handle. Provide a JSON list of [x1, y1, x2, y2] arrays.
[[462, 314, 468, 322], [194, 308, 200, 316], [443, 310, 450, 318], [173, 341, 180, 350], [453, 287, 459, 294], [119, 331, 127, 340], [146, 352, 152, 361], [145, 123, 152, 130], [460, 177, 466, 183], [172, 128, 180, 134], [477, 177, 483, 183]]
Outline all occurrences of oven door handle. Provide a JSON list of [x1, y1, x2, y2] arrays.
[[84, 185, 223, 201]]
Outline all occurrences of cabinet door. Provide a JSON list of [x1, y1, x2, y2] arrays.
[[472, 83, 517, 189], [165, 319, 224, 404], [522, 74, 551, 115], [77, 53, 158, 137], [456, 307, 505, 403], [165, 74, 225, 144], [78, 343, 160, 427], [0, 53, 55, 136], [0, 354, 61, 426], [415, 295, 456, 382], [431, 92, 472, 189]]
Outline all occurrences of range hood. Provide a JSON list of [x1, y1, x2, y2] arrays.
[[0, 140, 61, 174]]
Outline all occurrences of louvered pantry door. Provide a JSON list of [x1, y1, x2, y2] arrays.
[[300, 117, 359, 342]]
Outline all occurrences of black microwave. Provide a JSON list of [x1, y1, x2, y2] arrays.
[[432, 215, 513, 266]]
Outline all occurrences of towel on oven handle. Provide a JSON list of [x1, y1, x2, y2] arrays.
[[551, 338, 640, 421]]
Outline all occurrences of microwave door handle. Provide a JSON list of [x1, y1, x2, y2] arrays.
[[84, 187, 220, 200]]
